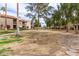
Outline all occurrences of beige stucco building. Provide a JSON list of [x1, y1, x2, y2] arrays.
[[19, 20, 31, 29], [0, 14, 31, 29]]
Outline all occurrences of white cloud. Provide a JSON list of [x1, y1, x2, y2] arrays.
[[0, 3, 29, 19], [49, 3, 59, 9], [0, 3, 58, 21]]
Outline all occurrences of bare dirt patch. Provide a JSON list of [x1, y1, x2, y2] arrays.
[[0, 30, 79, 56]]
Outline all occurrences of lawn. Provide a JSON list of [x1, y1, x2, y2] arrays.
[[0, 35, 21, 45], [0, 29, 27, 35], [0, 30, 16, 35], [0, 35, 22, 56]]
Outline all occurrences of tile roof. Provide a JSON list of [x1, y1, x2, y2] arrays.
[[0, 14, 31, 22], [0, 14, 17, 19]]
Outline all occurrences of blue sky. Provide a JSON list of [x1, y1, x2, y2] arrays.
[[0, 3, 58, 27], [0, 3, 31, 20]]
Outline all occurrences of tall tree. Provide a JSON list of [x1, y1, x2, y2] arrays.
[[0, 3, 7, 30], [72, 4, 79, 34], [45, 18, 52, 28], [16, 3, 20, 36], [5, 3, 7, 30], [60, 3, 73, 32], [51, 5, 62, 29], [25, 3, 53, 28], [51, 3, 79, 33]]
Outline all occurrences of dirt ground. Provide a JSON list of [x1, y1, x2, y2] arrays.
[[1, 30, 79, 56]]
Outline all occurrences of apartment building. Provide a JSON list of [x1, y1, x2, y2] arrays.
[[0, 14, 31, 29]]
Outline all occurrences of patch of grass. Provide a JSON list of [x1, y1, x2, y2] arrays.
[[0, 38, 7, 40], [10, 35, 22, 40], [0, 30, 16, 35], [0, 35, 22, 55], [0, 48, 13, 56], [0, 35, 22, 45], [0, 48, 9, 54], [10, 35, 18, 38], [0, 39, 21, 44]]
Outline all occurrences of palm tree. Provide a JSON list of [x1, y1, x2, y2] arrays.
[[73, 4, 79, 34], [52, 5, 62, 29], [16, 3, 20, 36], [25, 3, 51, 27], [5, 3, 7, 30], [52, 3, 79, 33], [0, 3, 7, 30], [58, 3, 74, 32]]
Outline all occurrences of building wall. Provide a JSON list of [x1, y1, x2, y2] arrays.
[[0, 18, 5, 29], [0, 17, 13, 29], [7, 18, 13, 29], [18, 20, 31, 29], [19, 21, 23, 28], [0, 17, 31, 30], [25, 21, 31, 29]]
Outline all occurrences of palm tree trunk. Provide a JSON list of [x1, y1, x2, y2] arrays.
[[66, 19, 69, 32], [37, 13, 40, 30], [0, 13, 1, 29], [5, 3, 7, 30], [37, 5, 40, 30], [16, 3, 20, 36], [75, 25, 78, 34], [37, 5, 40, 27], [38, 15, 39, 27]]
